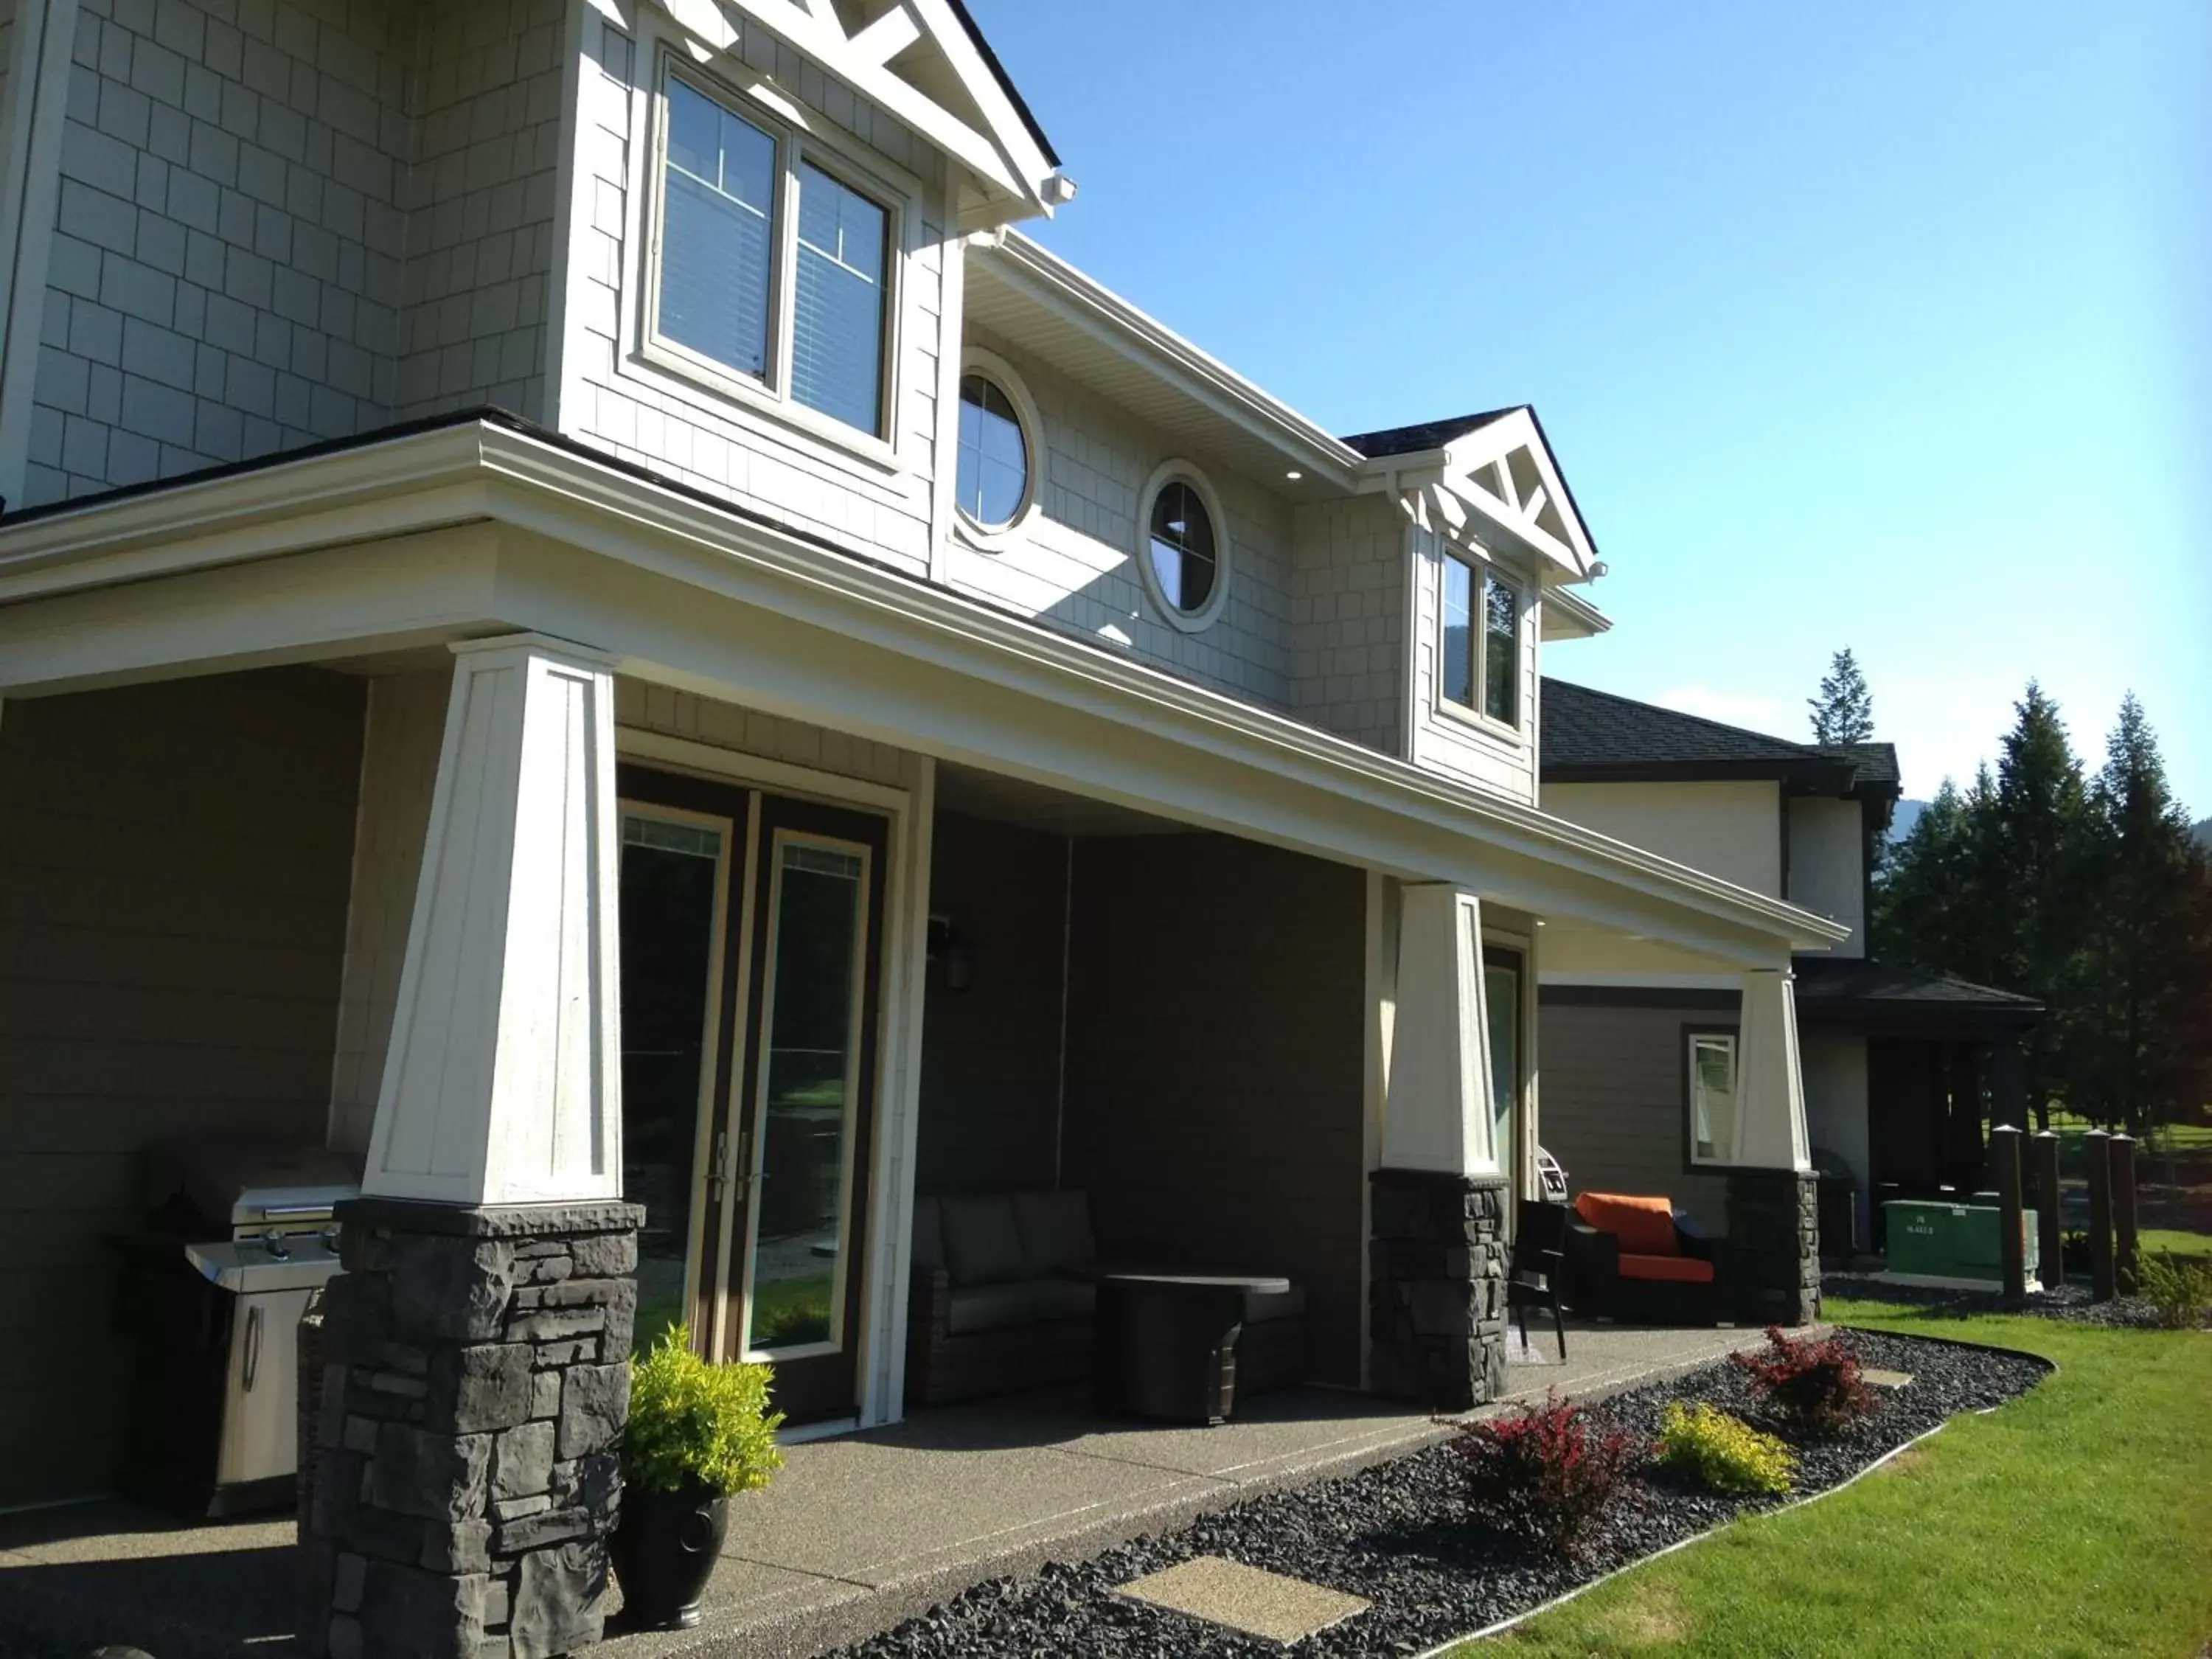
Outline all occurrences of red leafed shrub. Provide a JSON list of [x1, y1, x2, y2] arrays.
[[1450, 1389, 1641, 1559], [1731, 1325, 1877, 1436]]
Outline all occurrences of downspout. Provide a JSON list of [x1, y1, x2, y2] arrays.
[[1053, 832, 1073, 1186]]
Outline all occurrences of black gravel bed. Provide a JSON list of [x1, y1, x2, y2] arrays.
[[834, 1331, 2047, 1658], [1826, 1272, 2211, 1329]]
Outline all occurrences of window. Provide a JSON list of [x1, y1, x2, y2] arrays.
[[652, 68, 897, 441], [1687, 1032, 1739, 1166], [1439, 551, 1521, 728], [956, 373, 1029, 527], [1137, 463, 1230, 629]]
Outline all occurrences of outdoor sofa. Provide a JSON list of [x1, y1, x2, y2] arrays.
[[905, 1188, 1309, 1406], [1562, 1191, 1727, 1325]]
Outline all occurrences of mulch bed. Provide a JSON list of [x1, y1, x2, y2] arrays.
[[1826, 1273, 2212, 1330], [835, 1330, 2048, 1658]]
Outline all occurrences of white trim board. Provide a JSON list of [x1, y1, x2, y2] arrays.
[[0, 421, 1846, 964]]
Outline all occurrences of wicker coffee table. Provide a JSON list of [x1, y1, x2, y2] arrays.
[[1090, 1270, 1291, 1425]]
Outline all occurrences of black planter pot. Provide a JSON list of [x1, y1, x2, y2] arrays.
[[611, 1480, 731, 1630]]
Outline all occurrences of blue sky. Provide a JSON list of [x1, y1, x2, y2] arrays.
[[967, 1, 2211, 812]]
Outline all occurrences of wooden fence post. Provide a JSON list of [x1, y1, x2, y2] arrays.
[[2112, 1133, 2139, 1295], [1991, 1125, 2026, 1304], [2085, 1128, 2114, 1302], [2034, 1130, 2064, 1290]]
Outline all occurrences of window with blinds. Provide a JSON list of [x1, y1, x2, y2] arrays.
[[651, 69, 897, 443], [791, 163, 888, 435]]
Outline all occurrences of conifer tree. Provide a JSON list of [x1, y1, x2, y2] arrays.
[[1808, 648, 1875, 745], [2076, 696, 2212, 1133]]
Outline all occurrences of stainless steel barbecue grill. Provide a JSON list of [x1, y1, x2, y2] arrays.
[[117, 1139, 358, 1516]]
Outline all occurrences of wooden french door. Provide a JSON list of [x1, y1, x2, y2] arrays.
[[616, 767, 888, 1423]]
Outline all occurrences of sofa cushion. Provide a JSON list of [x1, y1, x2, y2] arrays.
[[941, 1195, 1028, 1286], [945, 1276, 1096, 1335], [1618, 1253, 1714, 1284], [1015, 1188, 1097, 1276], [911, 1196, 945, 1273], [1575, 1192, 1680, 1257], [1242, 1282, 1307, 1324]]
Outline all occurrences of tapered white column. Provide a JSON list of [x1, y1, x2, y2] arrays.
[[363, 635, 623, 1206], [1380, 884, 1496, 1176], [1735, 967, 1810, 1171]]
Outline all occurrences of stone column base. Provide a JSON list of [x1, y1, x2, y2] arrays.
[[301, 1197, 644, 1659], [1725, 1171, 1820, 1326], [1368, 1169, 1511, 1411]]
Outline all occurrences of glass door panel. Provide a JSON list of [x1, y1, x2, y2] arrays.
[[1484, 949, 1523, 1194], [744, 836, 868, 1357], [618, 806, 733, 1352]]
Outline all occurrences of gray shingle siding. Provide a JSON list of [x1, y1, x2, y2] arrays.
[[18, 0, 557, 509]]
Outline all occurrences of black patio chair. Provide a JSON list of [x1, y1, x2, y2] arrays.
[[1507, 1199, 1569, 1362]]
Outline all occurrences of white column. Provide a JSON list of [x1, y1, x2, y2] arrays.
[[363, 635, 623, 1206], [1380, 884, 1496, 1175], [1735, 967, 1811, 1171]]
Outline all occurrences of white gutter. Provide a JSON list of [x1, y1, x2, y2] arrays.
[[0, 420, 1848, 952]]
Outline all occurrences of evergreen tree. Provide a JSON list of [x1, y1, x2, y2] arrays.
[[2076, 696, 2212, 1133], [1809, 648, 1875, 745], [1986, 682, 2092, 1125]]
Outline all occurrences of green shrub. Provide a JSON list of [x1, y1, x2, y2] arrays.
[[1653, 1401, 1796, 1496], [2136, 1251, 2212, 1329], [623, 1324, 785, 1497]]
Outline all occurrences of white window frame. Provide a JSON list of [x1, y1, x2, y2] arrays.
[[1434, 545, 1525, 740], [639, 50, 914, 473], [1686, 1029, 1742, 1169], [1135, 458, 1232, 633], [950, 347, 1044, 549]]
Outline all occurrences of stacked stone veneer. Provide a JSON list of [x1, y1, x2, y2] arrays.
[[1368, 1170, 1511, 1411], [303, 1198, 643, 1659], [1725, 1171, 1820, 1327]]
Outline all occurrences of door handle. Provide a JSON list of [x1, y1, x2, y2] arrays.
[[242, 1304, 263, 1393], [709, 1133, 729, 1203]]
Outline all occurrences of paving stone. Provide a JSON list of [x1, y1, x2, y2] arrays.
[[1863, 1367, 1913, 1388], [1116, 1556, 1370, 1645]]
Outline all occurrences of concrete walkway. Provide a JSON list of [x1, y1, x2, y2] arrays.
[[0, 1322, 1767, 1659]]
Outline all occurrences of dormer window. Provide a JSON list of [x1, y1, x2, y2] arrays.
[[649, 67, 897, 443], [1441, 551, 1520, 728]]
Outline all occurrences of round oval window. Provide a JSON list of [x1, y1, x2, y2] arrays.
[[1147, 479, 1217, 613], [955, 374, 1029, 528]]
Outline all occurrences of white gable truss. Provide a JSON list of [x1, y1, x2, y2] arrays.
[[1390, 408, 1600, 583], [653, 0, 1072, 225]]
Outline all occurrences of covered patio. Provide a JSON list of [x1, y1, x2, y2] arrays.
[[0, 1321, 1771, 1659]]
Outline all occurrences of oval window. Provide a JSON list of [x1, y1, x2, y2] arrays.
[[1147, 479, 1217, 614], [955, 373, 1030, 528]]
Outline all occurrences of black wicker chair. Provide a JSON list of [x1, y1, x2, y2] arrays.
[[1506, 1200, 1570, 1361]]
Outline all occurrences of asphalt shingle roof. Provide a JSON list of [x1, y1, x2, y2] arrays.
[[1794, 957, 2042, 1018], [1339, 408, 1521, 459], [1541, 678, 1899, 800]]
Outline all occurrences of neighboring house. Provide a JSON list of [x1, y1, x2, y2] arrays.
[[1534, 678, 2042, 1253], [0, 7, 1847, 1630]]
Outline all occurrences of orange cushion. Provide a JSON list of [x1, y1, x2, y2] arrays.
[[1618, 1253, 1715, 1284], [1574, 1192, 1680, 1256]]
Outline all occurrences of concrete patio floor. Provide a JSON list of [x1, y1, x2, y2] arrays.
[[0, 1321, 1770, 1659]]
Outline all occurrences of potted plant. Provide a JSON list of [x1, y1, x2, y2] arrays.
[[611, 1324, 785, 1630]]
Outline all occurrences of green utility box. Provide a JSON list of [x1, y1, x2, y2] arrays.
[[1883, 1200, 2039, 1288]]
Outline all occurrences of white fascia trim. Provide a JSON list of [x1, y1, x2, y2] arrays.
[[983, 232, 1367, 489], [1544, 585, 1612, 638], [0, 420, 1850, 953]]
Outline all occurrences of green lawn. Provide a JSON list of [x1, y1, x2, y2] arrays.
[[1467, 1301, 2212, 1659], [2138, 1228, 2212, 1268]]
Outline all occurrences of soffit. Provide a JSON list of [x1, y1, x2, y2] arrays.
[[962, 256, 1354, 504]]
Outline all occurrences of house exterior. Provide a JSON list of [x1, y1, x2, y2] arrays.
[[1534, 678, 2042, 1253], [0, 2, 1847, 1650]]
